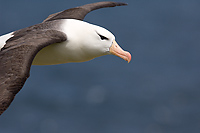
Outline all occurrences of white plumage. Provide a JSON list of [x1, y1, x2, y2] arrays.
[[33, 19, 116, 65]]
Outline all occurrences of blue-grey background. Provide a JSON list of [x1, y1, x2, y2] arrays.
[[0, 0, 200, 133]]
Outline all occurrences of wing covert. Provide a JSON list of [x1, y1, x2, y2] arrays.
[[0, 30, 66, 115]]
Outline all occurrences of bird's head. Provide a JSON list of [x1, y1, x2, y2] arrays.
[[62, 19, 131, 63]]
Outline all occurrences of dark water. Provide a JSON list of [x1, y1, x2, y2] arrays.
[[0, 0, 200, 133]]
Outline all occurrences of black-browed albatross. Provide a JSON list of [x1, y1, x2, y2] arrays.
[[0, 1, 131, 115]]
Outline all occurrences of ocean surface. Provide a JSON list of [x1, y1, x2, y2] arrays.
[[0, 0, 200, 133]]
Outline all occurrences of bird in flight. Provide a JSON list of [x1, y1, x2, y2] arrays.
[[0, 1, 131, 115]]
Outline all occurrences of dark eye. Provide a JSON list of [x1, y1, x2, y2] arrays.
[[98, 33, 109, 40]]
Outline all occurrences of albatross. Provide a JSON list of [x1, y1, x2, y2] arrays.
[[0, 1, 131, 115]]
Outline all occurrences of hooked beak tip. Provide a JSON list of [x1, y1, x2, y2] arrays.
[[126, 52, 132, 63]]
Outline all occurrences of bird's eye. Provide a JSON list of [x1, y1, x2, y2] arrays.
[[97, 33, 109, 40]]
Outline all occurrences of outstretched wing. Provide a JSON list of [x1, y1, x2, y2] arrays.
[[0, 30, 67, 115], [0, 1, 127, 115], [43, 1, 127, 22]]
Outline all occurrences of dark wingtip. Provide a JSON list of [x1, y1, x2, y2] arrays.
[[115, 2, 128, 6], [116, 2, 128, 6]]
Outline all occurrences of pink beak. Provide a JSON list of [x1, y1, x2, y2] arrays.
[[109, 40, 131, 63]]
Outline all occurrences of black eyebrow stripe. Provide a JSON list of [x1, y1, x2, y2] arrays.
[[96, 32, 109, 40]]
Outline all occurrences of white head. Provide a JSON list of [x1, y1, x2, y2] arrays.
[[61, 19, 131, 62], [61, 19, 114, 60], [33, 19, 131, 65]]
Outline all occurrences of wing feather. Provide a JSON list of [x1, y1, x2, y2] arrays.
[[43, 1, 127, 22], [0, 30, 66, 115]]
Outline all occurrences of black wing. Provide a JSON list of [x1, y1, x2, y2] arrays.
[[0, 30, 66, 115], [43, 1, 127, 22]]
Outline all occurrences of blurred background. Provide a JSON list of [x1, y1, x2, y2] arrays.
[[0, 0, 200, 133]]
